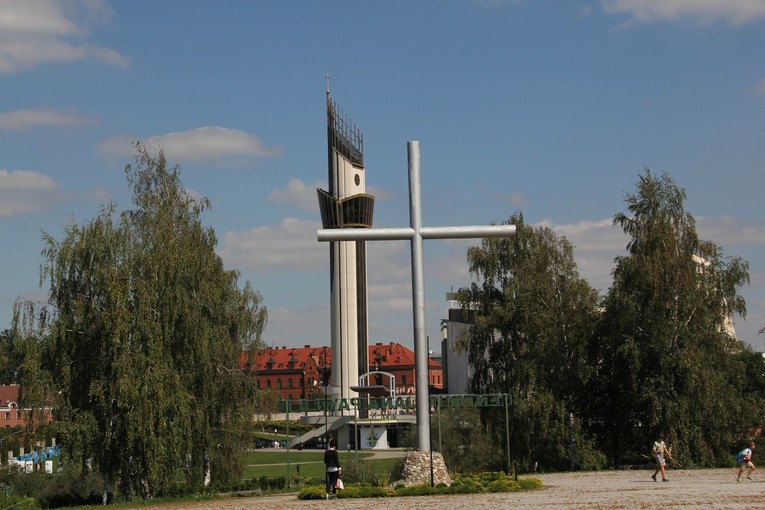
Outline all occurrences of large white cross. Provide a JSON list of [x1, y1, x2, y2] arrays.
[[318, 141, 516, 452]]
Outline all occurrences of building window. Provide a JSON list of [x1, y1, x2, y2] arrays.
[[266, 379, 271, 388], [288, 379, 294, 388], [4, 413, 9, 420], [277, 379, 282, 389], [401, 375, 406, 386]]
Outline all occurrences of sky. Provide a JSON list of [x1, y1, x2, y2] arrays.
[[1, 0, 765, 355]]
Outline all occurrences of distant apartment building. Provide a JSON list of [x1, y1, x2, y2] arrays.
[[440, 292, 476, 395], [692, 252, 738, 338]]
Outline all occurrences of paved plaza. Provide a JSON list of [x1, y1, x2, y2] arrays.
[[145, 468, 764, 509]]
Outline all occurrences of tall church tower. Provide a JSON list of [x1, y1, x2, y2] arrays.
[[317, 89, 374, 407]]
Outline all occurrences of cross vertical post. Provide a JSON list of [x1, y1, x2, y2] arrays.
[[408, 141, 429, 447], [318, 141, 515, 451]]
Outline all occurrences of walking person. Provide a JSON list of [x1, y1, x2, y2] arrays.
[[736, 441, 756, 482], [651, 433, 673, 482], [323, 440, 341, 499]]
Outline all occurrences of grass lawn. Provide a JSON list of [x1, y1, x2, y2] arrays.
[[242, 449, 398, 482]]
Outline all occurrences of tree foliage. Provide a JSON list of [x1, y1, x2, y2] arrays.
[[453, 171, 764, 472], [13, 143, 267, 499], [586, 169, 759, 467], [431, 407, 503, 474], [457, 213, 604, 471], [0, 328, 23, 384]]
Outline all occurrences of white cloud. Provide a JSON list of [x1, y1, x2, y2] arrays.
[[539, 217, 628, 253], [262, 305, 330, 346], [226, 212, 765, 350], [696, 215, 765, 245], [0, 169, 61, 217], [219, 216, 411, 276], [218, 218, 325, 273], [0, 169, 57, 190], [536, 217, 623, 291], [0, 108, 96, 131], [754, 78, 765, 96], [84, 185, 112, 203], [489, 190, 529, 208], [536, 215, 765, 293], [601, 0, 765, 26], [97, 127, 283, 164], [268, 178, 324, 213], [0, 0, 130, 73]]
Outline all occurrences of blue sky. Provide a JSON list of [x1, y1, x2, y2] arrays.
[[2, 0, 765, 353]]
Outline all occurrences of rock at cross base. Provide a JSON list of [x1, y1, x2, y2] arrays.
[[394, 450, 453, 487]]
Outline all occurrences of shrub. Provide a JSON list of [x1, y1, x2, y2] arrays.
[[0, 495, 40, 509], [517, 477, 542, 490], [445, 482, 481, 494], [256, 475, 286, 490], [297, 485, 325, 500], [392, 484, 439, 497], [485, 478, 520, 492], [4, 466, 104, 508], [338, 484, 389, 498], [450, 476, 483, 493]]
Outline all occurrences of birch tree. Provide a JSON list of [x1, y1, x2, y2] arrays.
[[14, 143, 267, 499], [457, 213, 603, 471], [587, 169, 758, 467]]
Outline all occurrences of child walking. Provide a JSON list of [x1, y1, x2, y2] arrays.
[[651, 433, 673, 482], [736, 441, 755, 482]]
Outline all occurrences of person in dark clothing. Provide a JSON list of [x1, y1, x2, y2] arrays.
[[323, 440, 341, 498]]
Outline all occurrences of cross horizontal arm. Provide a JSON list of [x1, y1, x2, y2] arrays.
[[317, 224, 515, 242], [318, 227, 414, 242], [420, 225, 516, 239]]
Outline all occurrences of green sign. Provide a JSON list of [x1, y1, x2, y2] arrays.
[[280, 393, 509, 413]]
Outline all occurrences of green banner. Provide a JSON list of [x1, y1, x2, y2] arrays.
[[280, 393, 509, 413]]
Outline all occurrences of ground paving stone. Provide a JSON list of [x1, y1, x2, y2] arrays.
[[140, 468, 765, 509]]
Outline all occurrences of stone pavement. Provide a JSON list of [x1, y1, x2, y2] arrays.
[[144, 468, 765, 509]]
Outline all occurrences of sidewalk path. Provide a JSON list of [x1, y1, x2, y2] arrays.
[[141, 468, 765, 509]]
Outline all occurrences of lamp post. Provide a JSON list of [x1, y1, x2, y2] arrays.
[[323, 377, 328, 446], [286, 404, 291, 488], [427, 336, 434, 487], [321, 346, 330, 449], [321, 358, 330, 493]]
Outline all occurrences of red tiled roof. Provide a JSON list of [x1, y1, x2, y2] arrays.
[[242, 345, 331, 371], [0, 384, 19, 408], [242, 342, 441, 371]]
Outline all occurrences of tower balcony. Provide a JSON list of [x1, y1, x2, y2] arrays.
[[317, 188, 375, 229]]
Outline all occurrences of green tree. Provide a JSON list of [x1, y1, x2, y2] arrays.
[[14, 144, 267, 499], [457, 213, 603, 471], [0, 328, 24, 384], [587, 169, 758, 467], [431, 407, 500, 474]]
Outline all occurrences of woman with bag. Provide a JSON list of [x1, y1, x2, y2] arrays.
[[323, 440, 341, 499]]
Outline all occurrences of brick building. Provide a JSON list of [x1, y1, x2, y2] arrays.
[[243, 342, 443, 403], [0, 384, 52, 429], [367, 341, 443, 395], [241, 345, 330, 403]]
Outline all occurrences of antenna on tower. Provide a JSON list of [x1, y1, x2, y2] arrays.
[[326, 72, 331, 96]]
